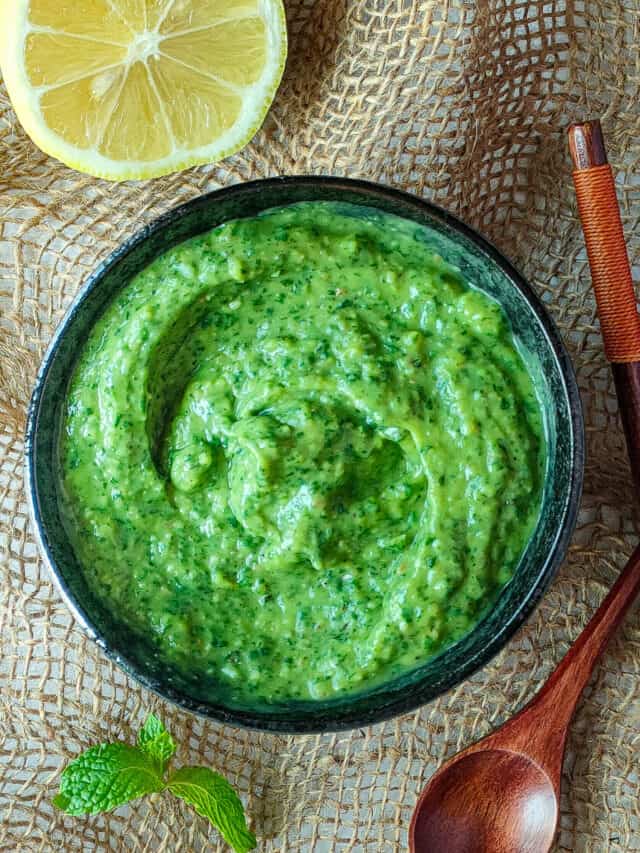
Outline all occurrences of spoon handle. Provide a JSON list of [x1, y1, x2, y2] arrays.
[[568, 120, 640, 491], [488, 541, 640, 779]]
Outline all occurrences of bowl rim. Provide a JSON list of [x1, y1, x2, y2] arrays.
[[25, 175, 585, 733]]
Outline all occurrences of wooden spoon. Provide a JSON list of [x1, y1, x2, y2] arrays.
[[409, 119, 640, 853]]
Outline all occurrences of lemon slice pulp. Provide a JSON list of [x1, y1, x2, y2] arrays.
[[0, 0, 287, 180]]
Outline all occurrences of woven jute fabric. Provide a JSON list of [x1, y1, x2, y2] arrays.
[[1, 0, 640, 849]]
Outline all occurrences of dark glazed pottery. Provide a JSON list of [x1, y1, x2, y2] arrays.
[[25, 177, 584, 733]]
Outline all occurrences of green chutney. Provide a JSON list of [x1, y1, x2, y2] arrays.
[[60, 202, 545, 704]]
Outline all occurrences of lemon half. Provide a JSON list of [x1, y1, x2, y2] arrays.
[[0, 0, 287, 180]]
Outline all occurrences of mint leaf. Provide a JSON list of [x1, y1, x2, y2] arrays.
[[138, 713, 165, 743], [53, 742, 164, 815], [168, 766, 256, 853], [137, 714, 176, 773]]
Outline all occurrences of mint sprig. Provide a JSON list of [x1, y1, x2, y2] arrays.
[[53, 714, 256, 853]]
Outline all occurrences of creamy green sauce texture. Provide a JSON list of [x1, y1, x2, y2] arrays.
[[60, 203, 545, 704]]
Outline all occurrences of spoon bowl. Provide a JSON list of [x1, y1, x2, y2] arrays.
[[410, 749, 557, 853]]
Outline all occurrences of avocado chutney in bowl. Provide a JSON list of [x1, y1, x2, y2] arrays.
[[26, 178, 583, 732]]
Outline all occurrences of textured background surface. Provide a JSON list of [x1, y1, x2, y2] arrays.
[[1, 0, 640, 849]]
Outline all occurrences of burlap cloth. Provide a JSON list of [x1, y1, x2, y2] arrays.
[[1, 0, 640, 849]]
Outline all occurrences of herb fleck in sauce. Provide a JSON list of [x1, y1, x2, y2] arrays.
[[60, 203, 545, 704]]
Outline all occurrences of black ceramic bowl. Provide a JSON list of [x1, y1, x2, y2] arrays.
[[25, 177, 584, 733]]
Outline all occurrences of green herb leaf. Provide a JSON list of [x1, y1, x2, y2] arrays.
[[137, 714, 176, 773], [168, 766, 256, 853], [53, 742, 164, 815]]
